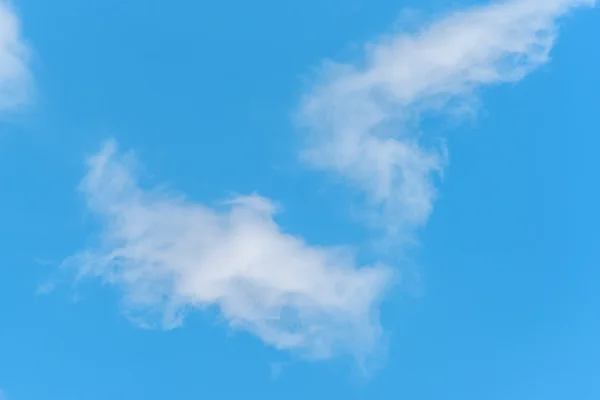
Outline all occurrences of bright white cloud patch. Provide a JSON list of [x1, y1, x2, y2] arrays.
[[60, 0, 594, 362], [298, 0, 594, 237], [62, 140, 392, 359], [0, 1, 30, 112]]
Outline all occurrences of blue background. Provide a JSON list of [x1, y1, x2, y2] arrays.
[[0, 0, 598, 399]]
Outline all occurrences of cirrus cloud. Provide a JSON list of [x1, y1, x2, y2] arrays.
[[59, 0, 595, 362], [298, 0, 595, 238], [61, 140, 392, 360], [0, 1, 31, 112]]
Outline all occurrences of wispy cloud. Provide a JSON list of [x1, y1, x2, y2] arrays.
[[61, 140, 392, 359], [0, 1, 31, 112], [59, 0, 594, 362], [298, 0, 594, 237]]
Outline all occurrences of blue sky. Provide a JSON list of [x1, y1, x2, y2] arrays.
[[0, 0, 599, 398]]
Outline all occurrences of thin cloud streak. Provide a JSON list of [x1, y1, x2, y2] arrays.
[[298, 0, 595, 237]]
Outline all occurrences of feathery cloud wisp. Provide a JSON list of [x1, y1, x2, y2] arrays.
[[61, 140, 392, 359], [298, 0, 594, 237], [60, 0, 594, 362], [0, 1, 30, 112]]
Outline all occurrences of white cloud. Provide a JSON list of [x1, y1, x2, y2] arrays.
[[61, 140, 392, 359], [298, 0, 594, 237], [0, 1, 31, 112], [59, 0, 595, 363]]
